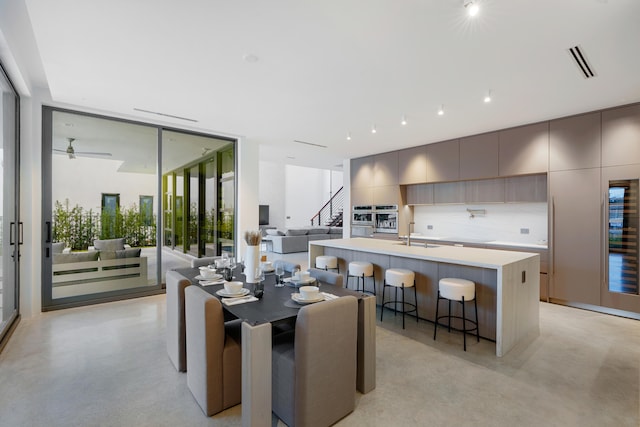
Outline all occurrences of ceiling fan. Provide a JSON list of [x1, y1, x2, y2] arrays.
[[53, 138, 113, 159]]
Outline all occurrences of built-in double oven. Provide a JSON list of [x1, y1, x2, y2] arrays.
[[374, 204, 398, 233], [351, 204, 398, 235]]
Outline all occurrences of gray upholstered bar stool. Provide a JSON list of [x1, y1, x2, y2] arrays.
[[347, 261, 375, 295], [433, 277, 479, 351], [380, 268, 418, 329], [315, 255, 339, 273]]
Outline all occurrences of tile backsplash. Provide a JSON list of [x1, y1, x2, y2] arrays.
[[412, 203, 548, 245]]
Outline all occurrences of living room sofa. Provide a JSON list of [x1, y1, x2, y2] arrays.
[[266, 227, 343, 254]]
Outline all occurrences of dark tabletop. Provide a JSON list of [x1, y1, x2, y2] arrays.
[[174, 266, 366, 326]]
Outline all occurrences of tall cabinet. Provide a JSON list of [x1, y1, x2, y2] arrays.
[[548, 112, 602, 305]]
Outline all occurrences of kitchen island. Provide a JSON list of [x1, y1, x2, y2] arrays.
[[309, 238, 540, 356]]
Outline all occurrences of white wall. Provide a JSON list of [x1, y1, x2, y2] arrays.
[[52, 156, 157, 212], [258, 160, 285, 229], [412, 202, 548, 245]]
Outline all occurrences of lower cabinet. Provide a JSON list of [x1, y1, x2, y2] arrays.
[[549, 168, 601, 305]]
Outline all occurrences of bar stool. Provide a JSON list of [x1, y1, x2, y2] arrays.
[[380, 268, 418, 329], [315, 255, 339, 273], [347, 261, 375, 295], [433, 277, 479, 351]]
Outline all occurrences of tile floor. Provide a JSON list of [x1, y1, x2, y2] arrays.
[[0, 250, 639, 426]]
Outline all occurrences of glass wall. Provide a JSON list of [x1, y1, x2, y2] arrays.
[[42, 107, 236, 309], [0, 63, 19, 343], [161, 131, 235, 265]]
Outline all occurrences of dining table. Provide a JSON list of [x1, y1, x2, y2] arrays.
[[173, 265, 377, 427]]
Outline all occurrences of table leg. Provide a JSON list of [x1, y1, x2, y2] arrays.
[[241, 322, 272, 427], [357, 295, 376, 394]]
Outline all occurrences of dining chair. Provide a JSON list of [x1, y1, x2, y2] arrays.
[[272, 259, 301, 273], [308, 267, 343, 287], [272, 296, 358, 427], [185, 285, 242, 416], [166, 270, 191, 372], [191, 256, 221, 268]]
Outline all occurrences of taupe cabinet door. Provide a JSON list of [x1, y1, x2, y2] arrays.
[[499, 122, 549, 176], [602, 104, 640, 167], [549, 168, 601, 305], [398, 146, 427, 184], [460, 132, 499, 180], [426, 139, 459, 182], [549, 112, 601, 171]]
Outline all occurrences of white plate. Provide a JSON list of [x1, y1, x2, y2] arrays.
[[217, 288, 250, 298], [288, 277, 316, 285], [195, 274, 222, 281], [291, 293, 324, 304], [262, 267, 275, 273]]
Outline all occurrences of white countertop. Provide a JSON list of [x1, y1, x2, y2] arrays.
[[310, 238, 539, 269], [398, 234, 548, 250]]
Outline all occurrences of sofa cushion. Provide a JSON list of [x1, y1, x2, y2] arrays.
[[53, 251, 100, 264], [116, 248, 142, 258], [99, 250, 117, 260], [307, 227, 329, 235], [94, 238, 126, 251], [285, 229, 308, 236], [329, 227, 343, 235], [266, 229, 285, 236]]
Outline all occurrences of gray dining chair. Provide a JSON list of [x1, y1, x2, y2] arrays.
[[272, 296, 358, 427], [185, 285, 242, 416], [191, 256, 221, 268], [166, 270, 191, 372], [308, 267, 343, 287], [273, 259, 301, 273]]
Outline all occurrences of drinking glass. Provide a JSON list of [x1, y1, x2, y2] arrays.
[[292, 267, 300, 287], [275, 264, 285, 287], [254, 267, 265, 298]]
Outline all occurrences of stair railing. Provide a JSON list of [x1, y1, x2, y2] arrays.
[[310, 186, 344, 227]]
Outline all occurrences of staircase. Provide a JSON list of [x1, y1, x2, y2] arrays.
[[310, 187, 344, 227]]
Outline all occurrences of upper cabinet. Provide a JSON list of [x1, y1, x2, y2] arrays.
[[351, 186, 373, 206], [351, 156, 374, 188], [405, 183, 434, 205], [465, 178, 505, 203], [499, 122, 549, 176], [374, 152, 399, 186], [373, 185, 401, 205], [505, 174, 547, 202], [602, 104, 640, 167], [460, 132, 499, 180], [398, 146, 427, 184], [549, 112, 601, 171], [426, 139, 459, 182]]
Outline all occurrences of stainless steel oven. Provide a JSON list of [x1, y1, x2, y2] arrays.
[[352, 205, 374, 225], [374, 205, 398, 233]]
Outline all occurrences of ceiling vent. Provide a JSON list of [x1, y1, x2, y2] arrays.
[[294, 139, 327, 148], [567, 45, 596, 79]]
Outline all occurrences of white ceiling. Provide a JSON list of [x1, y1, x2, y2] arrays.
[[21, 0, 640, 170]]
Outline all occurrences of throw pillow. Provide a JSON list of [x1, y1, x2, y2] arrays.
[[285, 228, 308, 236], [266, 229, 285, 236], [99, 250, 117, 260], [94, 238, 126, 251], [116, 248, 142, 259]]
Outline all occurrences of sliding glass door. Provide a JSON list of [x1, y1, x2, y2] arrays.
[[0, 63, 19, 343], [42, 107, 236, 310]]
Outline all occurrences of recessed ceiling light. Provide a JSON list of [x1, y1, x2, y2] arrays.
[[484, 91, 492, 103], [437, 105, 444, 116], [346, 132, 352, 141], [401, 115, 407, 126], [371, 124, 377, 134], [243, 53, 259, 63], [464, 1, 479, 17]]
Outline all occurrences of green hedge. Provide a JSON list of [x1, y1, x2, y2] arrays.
[[53, 199, 156, 250]]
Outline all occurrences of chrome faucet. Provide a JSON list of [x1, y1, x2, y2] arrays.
[[407, 222, 415, 246]]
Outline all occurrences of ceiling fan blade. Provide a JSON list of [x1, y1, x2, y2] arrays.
[[75, 151, 113, 157]]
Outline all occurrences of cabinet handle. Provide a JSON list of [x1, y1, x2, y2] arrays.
[[45, 221, 52, 243], [9, 221, 15, 245], [19, 222, 23, 245], [602, 191, 608, 288]]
